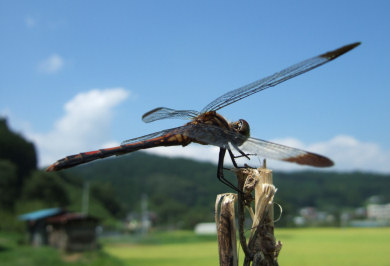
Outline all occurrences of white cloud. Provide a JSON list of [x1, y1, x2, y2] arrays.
[[145, 135, 390, 173], [38, 54, 64, 74], [145, 145, 220, 164], [308, 135, 390, 173], [28, 88, 129, 167]]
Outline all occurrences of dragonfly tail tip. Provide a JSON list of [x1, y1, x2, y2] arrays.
[[321, 42, 361, 60], [46, 163, 58, 172]]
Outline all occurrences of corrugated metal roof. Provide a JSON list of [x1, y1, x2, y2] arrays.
[[19, 207, 63, 221]]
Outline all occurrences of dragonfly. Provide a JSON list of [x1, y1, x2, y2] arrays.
[[47, 42, 360, 191]]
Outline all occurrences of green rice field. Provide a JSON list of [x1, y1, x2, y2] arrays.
[[104, 228, 390, 266], [1, 227, 389, 265]]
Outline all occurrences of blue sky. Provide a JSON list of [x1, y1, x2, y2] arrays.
[[1, 1, 389, 172]]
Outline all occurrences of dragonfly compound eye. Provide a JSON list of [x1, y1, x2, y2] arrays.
[[238, 119, 250, 138]]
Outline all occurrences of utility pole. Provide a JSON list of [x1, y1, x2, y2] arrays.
[[82, 181, 90, 214]]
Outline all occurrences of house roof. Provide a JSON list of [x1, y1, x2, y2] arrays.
[[19, 207, 63, 221], [46, 212, 99, 223]]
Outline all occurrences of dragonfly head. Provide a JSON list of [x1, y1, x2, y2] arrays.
[[231, 119, 250, 138]]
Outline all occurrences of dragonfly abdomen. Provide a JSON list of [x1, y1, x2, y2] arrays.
[[46, 133, 191, 171]]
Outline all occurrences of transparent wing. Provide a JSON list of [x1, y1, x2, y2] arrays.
[[238, 137, 334, 167], [142, 107, 200, 123], [121, 126, 185, 145], [175, 123, 334, 167], [122, 123, 235, 148], [201, 42, 360, 112]]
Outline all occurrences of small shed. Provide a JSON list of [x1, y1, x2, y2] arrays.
[[19, 208, 99, 251], [46, 212, 99, 251]]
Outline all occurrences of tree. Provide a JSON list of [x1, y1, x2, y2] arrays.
[[0, 160, 18, 210], [0, 118, 37, 193], [22, 171, 70, 207], [91, 182, 124, 218]]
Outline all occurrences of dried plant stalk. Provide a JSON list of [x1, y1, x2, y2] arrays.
[[247, 167, 282, 266], [235, 166, 282, 266], [250, 168, 275, 239], [215, 165, 282, 266], [215, 193, 238, 266]]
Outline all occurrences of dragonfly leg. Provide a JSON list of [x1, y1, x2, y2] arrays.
[[218, 148, 241, 192], [228, 149, 239, 168], [225, 149, 253, 171], [231, 145, 252, 160], [233, 153, 257, 159], [228, 148, 256, 168]]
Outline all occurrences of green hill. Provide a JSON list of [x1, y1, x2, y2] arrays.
[[67, 152, 390, 228]]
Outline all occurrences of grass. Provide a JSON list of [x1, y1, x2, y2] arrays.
[[0, 231, 124, 266], [104, 228, 390, 266], [105, 241, 219, 266], [103, 231, 219, 266], [101, 230, 216, 245], [1, 228, 389, 265], [276, 228, 390, 266]]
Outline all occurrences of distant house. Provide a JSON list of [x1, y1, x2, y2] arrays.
[[293, 207, 335, 226], [19, 208, 99, 251], [367, 203, 390, 220], [194, 223, 217, 235]]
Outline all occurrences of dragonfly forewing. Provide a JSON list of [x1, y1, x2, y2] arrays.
[[201, 42, 360, 112]]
